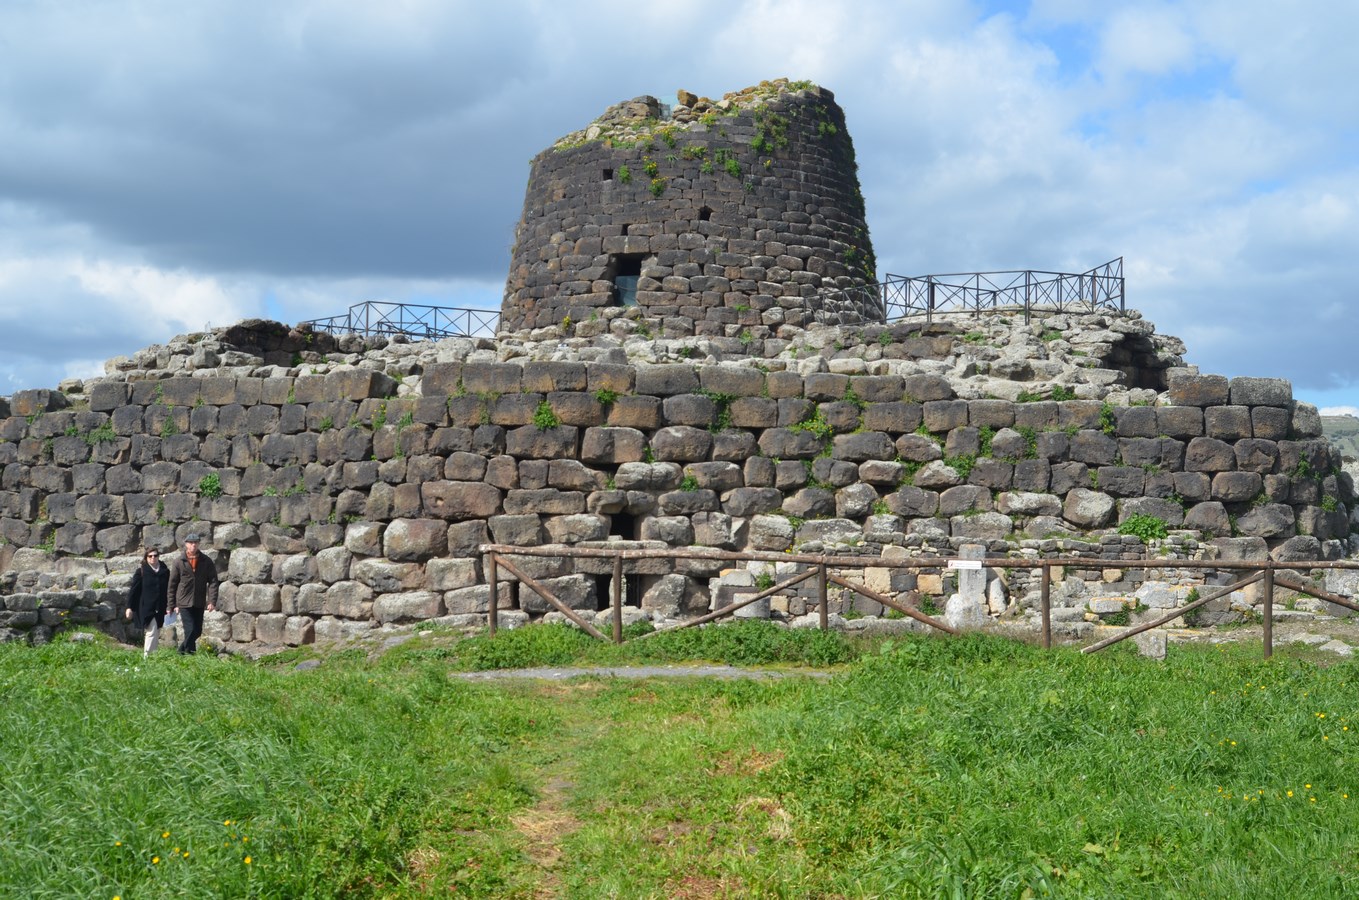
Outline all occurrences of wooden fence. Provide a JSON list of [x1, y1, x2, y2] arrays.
[[479, 544, 1359, 659]]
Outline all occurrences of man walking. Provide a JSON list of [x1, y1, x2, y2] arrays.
[[168, 533, 218, 655]]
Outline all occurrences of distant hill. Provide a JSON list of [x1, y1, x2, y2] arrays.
[[1323, 415, 1359, 461]]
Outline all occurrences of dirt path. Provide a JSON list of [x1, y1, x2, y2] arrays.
[[450, 664, 834, 682]]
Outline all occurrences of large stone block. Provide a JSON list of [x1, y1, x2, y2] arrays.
[[503, 489, 585, 515], [461, 362, 522, 395], [1212, 471, 1263, 503], [1062, 489, 1116, 528], [635, 364, 699, 396], [229, 548, 273, 583], [351, 559, 425, 592], [383, 518, 449, 562], [505, 424, 578, 460], [922, 400, 968, 432], [427, 558, 479, 591], [832, 432, 894, 462], [1229, 376, 1292, 408], [1169, 373, 1229, 407], [519, 573, 598, 614], [324, 581, 375, 619], [1204, 406, 1253, 441], [1069, 431, 1118, 465], [374, 591, 445, 623], [421, 481, 502, 520], [235, 584, 282, 614], [698, 365, 764, 397], [1184, 437, 1237, 473], [606, 396, 663, 430], [444, 583, 513, 614], [1114, 406, 1158, 438], [581, 427, 647, 464], [522, 361, 588, 392], [1251, 406, 1290, 441], [651, 425, 713, 461], [545, 514, 609, 543], [1235, 503, 1294, 538]]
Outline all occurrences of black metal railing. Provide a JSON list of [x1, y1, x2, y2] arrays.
[[823, 257, 1125, 326], [299, 301, 500, 340]]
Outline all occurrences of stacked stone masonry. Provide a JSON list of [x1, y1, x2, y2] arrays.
[[1, 346, 1353, 648], [502, 79, 879, 335]]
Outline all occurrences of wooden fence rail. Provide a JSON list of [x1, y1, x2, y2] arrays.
[[479, 544, 1359, 659]]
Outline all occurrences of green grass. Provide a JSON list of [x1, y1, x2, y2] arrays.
[[5, 628, 1359, 896]]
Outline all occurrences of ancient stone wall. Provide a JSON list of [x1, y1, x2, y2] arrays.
[[0, 314, 1352, 649], [501, 79, 878, 336]]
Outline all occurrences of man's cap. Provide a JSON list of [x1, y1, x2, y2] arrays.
[[185, 534, 201, 543]]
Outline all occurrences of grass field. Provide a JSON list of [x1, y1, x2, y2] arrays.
[[2, 622, 1359, 898]]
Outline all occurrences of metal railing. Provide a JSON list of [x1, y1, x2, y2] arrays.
[[479, 543, 1359, 659], [822, 257, 1125, 326], [299, 301, 500, 340]]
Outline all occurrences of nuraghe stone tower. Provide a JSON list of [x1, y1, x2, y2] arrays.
[[501, 79, 879, 336]]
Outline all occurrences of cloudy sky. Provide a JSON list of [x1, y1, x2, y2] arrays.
[[3, 0, 1358, 413]]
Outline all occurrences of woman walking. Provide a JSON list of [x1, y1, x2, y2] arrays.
[[125, 547, 170, 658]]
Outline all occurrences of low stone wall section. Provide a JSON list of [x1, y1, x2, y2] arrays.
[[0, 364, 1352, 646]]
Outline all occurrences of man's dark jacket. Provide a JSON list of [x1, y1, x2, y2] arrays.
[[168, 551, 219, 610]]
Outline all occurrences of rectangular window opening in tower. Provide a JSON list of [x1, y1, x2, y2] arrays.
[[608, 254, 645, 307]]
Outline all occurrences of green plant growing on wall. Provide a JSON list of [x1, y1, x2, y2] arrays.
[[843, 384, 866, 412], [84, 421, 116, 446], [1051, 385, 1077, 402], [649, 177, 667, 197], [755, 569, 776, 591], [945, 454, 976, 480], [1118, 513, 1169, 542], [198, 473, 223, 500], [159, 417, 178, 438], [792, 409, 833, 443], [978, 426, 996, 458], [878, 331, 893, 347], [618, 164, 632, 184], [680, 474, 700, 492], [698, 390, 736, 432], [1100, 401, 1117, 436], [1181, 588, 1203, 626], [533, 401, 560, 430], [642, 157, 659, 177], [593, 389, 618, 407]]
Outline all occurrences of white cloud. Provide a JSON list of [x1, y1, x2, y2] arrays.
[[1097, 5, 1196, 78]]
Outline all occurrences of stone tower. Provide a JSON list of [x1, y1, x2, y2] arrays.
[[501, 79, 879, 337]]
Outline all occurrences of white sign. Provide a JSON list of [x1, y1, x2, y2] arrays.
[[947, 560, 983, 570]]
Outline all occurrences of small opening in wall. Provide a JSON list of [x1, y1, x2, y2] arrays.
[[698, 206, 712, 222], [610, 511, 637, 539], [606, 254, 645, 307], [603, 168, 613, 181], [620, 223, 630, 236]]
